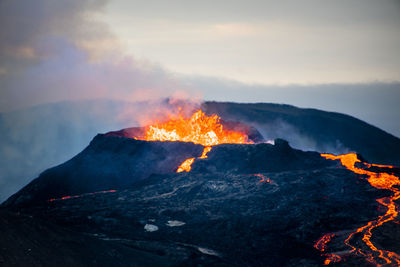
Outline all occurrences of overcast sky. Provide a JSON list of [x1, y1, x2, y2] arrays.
[[0, 0, 399, 136], [103, 0, 400, 84]]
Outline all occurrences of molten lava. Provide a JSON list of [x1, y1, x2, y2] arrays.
[[253, 174, 271, 183], [135, 109, 251, 172], [48, 190, 117, 202], [316, 153, 400, 265], [314, 233, 335, 252], [199, 146, 212, 159], [177, 158, 195, 173], [140, 110, 248, 146]]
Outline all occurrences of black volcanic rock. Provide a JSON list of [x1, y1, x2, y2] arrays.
[[105, 127, 145, 139], [192, 139, 331, 174], [4, 154, 387, 266], [3, 134, 332, 209], [0, 211, 173, 267], [3, 135, 332, 209], [3, 135, 203, 207], [2, 134, 399, 266]]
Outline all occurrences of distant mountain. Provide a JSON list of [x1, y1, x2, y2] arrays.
[[203, 101, 400, 166]]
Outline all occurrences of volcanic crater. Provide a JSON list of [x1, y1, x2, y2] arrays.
[[2, 108, 400, 267]]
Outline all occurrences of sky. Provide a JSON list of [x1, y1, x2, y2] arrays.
[[0, 0, 399, 136], [103, 0, 400, 84]]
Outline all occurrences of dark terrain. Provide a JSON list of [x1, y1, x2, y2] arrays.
[[2, 132, 399, 266]]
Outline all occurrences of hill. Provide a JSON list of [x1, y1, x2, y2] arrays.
[[203, 101, 400, 165]]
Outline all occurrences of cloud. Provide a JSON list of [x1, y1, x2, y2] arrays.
[[0, 0, 194, 112], [213, 23, 260, 37], [104, 0, 400, 85]]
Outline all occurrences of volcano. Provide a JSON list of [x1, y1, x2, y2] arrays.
[[1, 107, 400, 266]]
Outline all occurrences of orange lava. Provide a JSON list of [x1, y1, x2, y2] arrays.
[[253, 174, 271, 183], [177, 158, 195, 173], [314, 233, 335, 252], [324, 254, 342, 265], [48, 190, 117, 202], [199, 146, 212, 159], [139, 109, 248, 147], [135, 109, 251, 172], [318, 153, 400, 265]]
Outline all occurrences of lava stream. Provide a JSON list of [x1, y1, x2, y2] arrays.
[[177, 158, 195, 173], [177, 146, 212, 173], [48, 190, 117, 202], [314, 233, 335, 252], [317, 153, 400, 266], [199, 146, 212, 159], [253, 173, 271, 183]]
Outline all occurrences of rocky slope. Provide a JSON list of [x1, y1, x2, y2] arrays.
[[2, 133, 399, 266]]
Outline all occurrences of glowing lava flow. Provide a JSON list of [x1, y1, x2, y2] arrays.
[[314, 233, 335, 252], [141, 110, 248, 146], [176, 146, 213, 173], [318, 153, 400, 265], [136, 109, 251, 172], [48, 190, 117, 202], [177, 158, 195, 173], [199, 146, 212, 159], [253, 174, 271, 183]]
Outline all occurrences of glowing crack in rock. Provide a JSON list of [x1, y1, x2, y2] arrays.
[[314, 233, 335, 252], [48, 190, 117, 202], [253, 174, 271, 183]]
